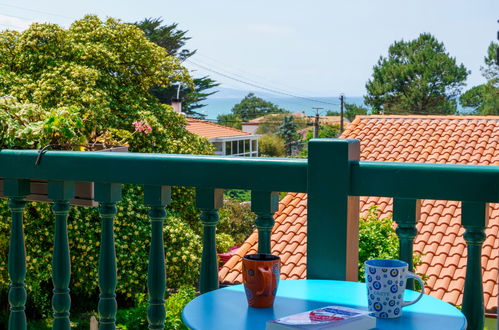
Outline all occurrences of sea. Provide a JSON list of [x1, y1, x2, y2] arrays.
[[197, 92, 471, 120], [198, 96, 366, 120]]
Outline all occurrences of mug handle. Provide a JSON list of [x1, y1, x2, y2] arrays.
[[256, 267, 272, 296], [403, 272, 425, 307]]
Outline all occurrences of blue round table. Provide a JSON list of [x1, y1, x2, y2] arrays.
[[182, 280, 466, 330]]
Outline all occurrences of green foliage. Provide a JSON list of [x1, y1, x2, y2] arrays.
[[0, 96, 85, 149], [277, 115, 300, 156], [216, 233, 236, 253], [357, 206, 425, 284], [216, 113, 242, 129], [134, 18, 219, 117], [358, 206, 399, 282], [115, 285, 197, 330], [0, 16, 193, 137], [482, 41, 499, 82], [255, 113, 307, 135], [217, 199, 255, 245], [258, 134, 286, 157], [365, 33, 469, 114], [0, 14, 214, 324], [224, 189, 251, 202], [231, 93, 286, 122], [460, 42, 498, 115], [165, 285, 197, 330], [132, 17, 194, 60], [304, 124, 340, 141], [344, 104, 368, 121]]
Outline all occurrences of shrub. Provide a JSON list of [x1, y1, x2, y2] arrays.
[[165, 285, 196, 330], [358, 206, 399, 282], [115, 285, 197, 330], [258, 135, 285, 157], [217, 199, 255, 245], [216, 233, 236, 254], [358, 206, 424, 283]]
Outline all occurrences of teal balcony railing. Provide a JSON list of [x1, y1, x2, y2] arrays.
[[1, 139, 498, 330]]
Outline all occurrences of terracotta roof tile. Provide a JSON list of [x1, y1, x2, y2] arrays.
[[219, 115, 499, 312], [186, 118, 251, 140]]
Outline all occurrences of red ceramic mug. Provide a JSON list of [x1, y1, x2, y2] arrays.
[[242, 253, 280, 308]]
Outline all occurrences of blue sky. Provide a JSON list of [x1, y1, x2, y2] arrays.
[[0, 0, 497, 97]]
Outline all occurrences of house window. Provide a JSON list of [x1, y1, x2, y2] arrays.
[[213, 142, 223, 153], [245, 140, 250, 153], [232, 141, 238, 154], [226, 141, 232, 155], [238, 140, 244, 154]]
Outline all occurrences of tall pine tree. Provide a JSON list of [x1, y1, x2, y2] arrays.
[[134, 18, 219, 117]]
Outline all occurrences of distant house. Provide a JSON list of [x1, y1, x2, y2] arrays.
[[242, 112, 347, 134], [219, 115, 499, 313], [186, 118, 259, 157], [171, 100, 259, 157]]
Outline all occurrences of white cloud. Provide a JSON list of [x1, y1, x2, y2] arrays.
[[247, 23, 294, 36], [0, 14, 33, 31]]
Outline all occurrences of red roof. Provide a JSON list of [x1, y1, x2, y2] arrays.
[[186, 118, 251, 140], [219, 115, 499, 312]]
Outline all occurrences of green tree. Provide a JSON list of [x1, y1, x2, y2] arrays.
[[365, 33, 469, 114], [277, 115, 300, 156], [344, 104, 368, 121], [217, 113, 242, 129], [304, 124, 340, 141], [460, 42, 499, 115], [134, 18, 219, 117], [0, 16, 213, 318], [231, 93, 286, 121]]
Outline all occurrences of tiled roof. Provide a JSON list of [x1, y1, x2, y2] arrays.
[[219, 115, 499, 312], [186, 118, 251, 140]]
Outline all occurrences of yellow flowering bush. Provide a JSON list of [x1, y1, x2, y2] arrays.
[[0, 15, 214, 318]]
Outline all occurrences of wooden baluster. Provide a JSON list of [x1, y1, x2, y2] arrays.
[[95, 183, 122, 330], [48, 181, 75, 330], [393, 198, 420, 290], [144, 185, 171, 329], [307, 139, 360, 281], [196, 188, 223, 294], [461, 201, 488, 330], [4, 179, 30, 330], [251, 191, 279, 254]]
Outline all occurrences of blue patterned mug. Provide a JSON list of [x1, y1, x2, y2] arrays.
[[365, 259, 424, 318]]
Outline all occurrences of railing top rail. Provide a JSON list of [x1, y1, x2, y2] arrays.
[[1, 145, 498, 203], [0, 150, 308, 192], [351, 161, 499, 203]]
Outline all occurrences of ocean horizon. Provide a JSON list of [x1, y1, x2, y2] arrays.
[[198, 96, 366, 120]]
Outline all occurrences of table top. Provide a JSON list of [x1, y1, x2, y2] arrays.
[[182, 280, 466, 330]]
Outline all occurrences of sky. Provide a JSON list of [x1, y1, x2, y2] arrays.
[[0, 0, 497, 98]]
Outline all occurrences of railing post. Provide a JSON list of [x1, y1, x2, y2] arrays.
[[251, 191, 279, 254], [461, 202, 488, 330], [196, 188, 223, 294], [4, 179, 30, 330], [95, 183, 122, 330], [393, 198, 420, 290], [144, 185, 171, 329], [48, 181, 75, 330], [307, 139, 360, 281]]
